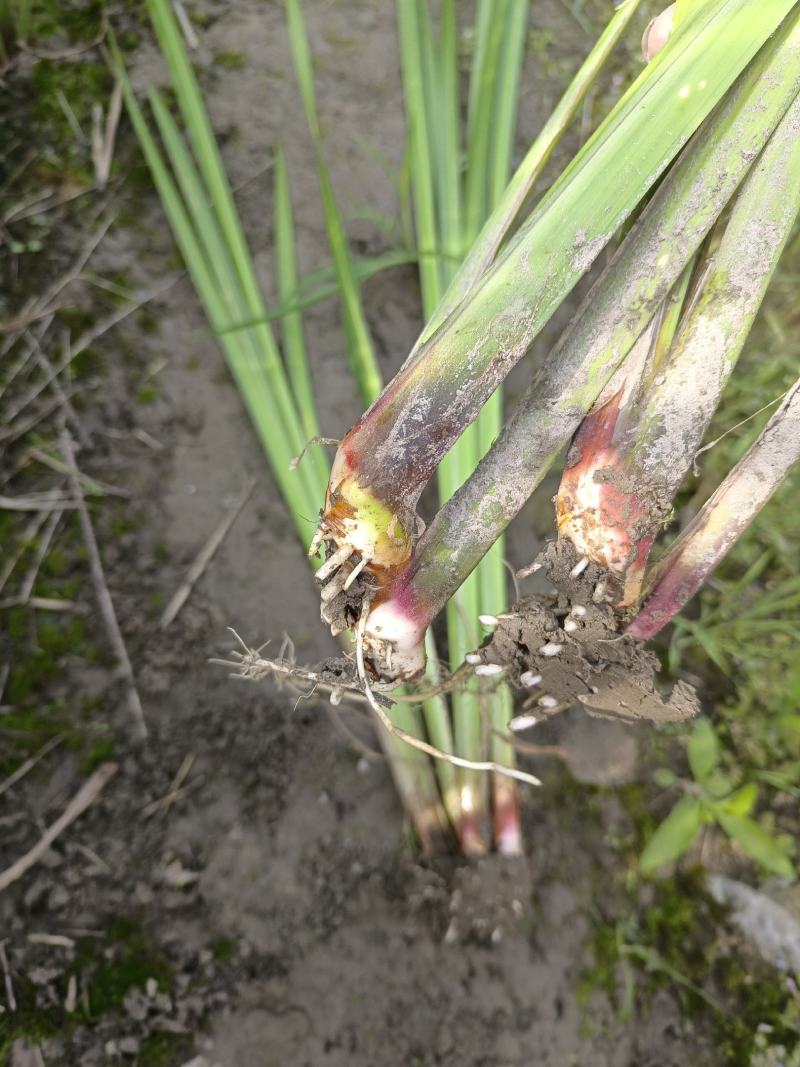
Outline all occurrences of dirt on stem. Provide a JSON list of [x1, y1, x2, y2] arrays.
[[476, 541, 699, 726]]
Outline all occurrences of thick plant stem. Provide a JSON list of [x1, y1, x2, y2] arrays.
[[623, 93, 800, 502], [565, 88, 800, 602], [324, 0, 792, 545], [373, 21, 800, 647], [555, 314, 664, 605], [627, 378, 800, 641], [559, 87, 800, 604], [555, 256, 695, 605]]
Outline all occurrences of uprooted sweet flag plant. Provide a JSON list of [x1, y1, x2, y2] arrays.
[[124, 0, 800, 854]]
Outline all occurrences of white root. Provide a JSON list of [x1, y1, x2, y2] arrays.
[[320, 565, 351, 604], [316, 542, 353, 583], [509, 713, 539, 732], [343, 555, 368, 591], [307, 524, 327, 559], [474, 663, 504, 677], [519, 671, 542, 689], [569, 556, 589, 578]]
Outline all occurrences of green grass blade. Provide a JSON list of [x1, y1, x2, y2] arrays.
[[420, 0, 646, 342], [397, 0, 441, 318], [114, 58, 320, 540], [403, 0, 492, 848], [436, 0, 462, 286], [273, 146, 329, 489], [479, 0, 530, 844], [144, 0, 329, 533], [488, 0, 530, 209], [416, 0, 443, 294], [145, 1, 302, 426], [215, 250, 419, 334], [123, 16, 448, 850], [145, 88, 325, 519], [466, 0, 495, 141], [464, 0, 506, 243], [421, 631, 460, 828], [462, 0, 520, 840], [284, 0, 383, 404], [373, 696, 452, 853], [396, 0, 469, 832], [285, 0, 449, 834], [282, 0, 452, 836]]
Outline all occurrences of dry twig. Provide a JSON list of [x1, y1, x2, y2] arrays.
[[0, 735, 63, 800], [60, 429, 147, 739], [0, 762, 117, 893], [0, 493, 75, 511], [27, 933, 76, 949], [172, 0, 199, 48], [0, 940, 15, 1012], [16, 508, 62, 604], [0, 215, 114, 337], [0, 510, 48, 594], [159, 479, 256, 629], [91, 78, 123, 190], [141, 753, 197, 819]]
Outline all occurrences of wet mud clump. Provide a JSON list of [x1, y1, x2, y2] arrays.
[[476, 540, 699, 725]]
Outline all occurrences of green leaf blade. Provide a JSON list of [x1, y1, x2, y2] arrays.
[[717, 814, 795, 879], [641, 795, 704, 873], [687, 719, 720, 783]]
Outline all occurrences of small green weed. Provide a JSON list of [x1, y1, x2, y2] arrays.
[[641, 718, 795, 879]]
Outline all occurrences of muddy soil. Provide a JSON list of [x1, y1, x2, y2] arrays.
[[1, 2, 778, 1065]]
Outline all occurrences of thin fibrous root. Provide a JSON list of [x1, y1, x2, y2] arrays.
[[515, 558, 543, 579], [320, 564, 351, 604], [315, 542, 354, 583], [307, 523, 328, 559], [289, 436, 340, 471], [373, 662, 473, 701], [213, 628, 368, 703], [356, 600, 542, 789], [343, 556, 368, 591]]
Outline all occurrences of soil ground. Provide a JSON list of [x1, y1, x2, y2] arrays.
[[1, 3, 796, 1066]]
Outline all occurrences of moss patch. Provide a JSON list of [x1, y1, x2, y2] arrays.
[[581, 871, 800, 1064]]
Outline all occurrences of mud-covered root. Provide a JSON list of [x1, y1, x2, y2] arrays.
[[310, 464, 419, 639], [310, 524, 374, 636], [309, 525, 428, 681], [469, 541, 699, 726]]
